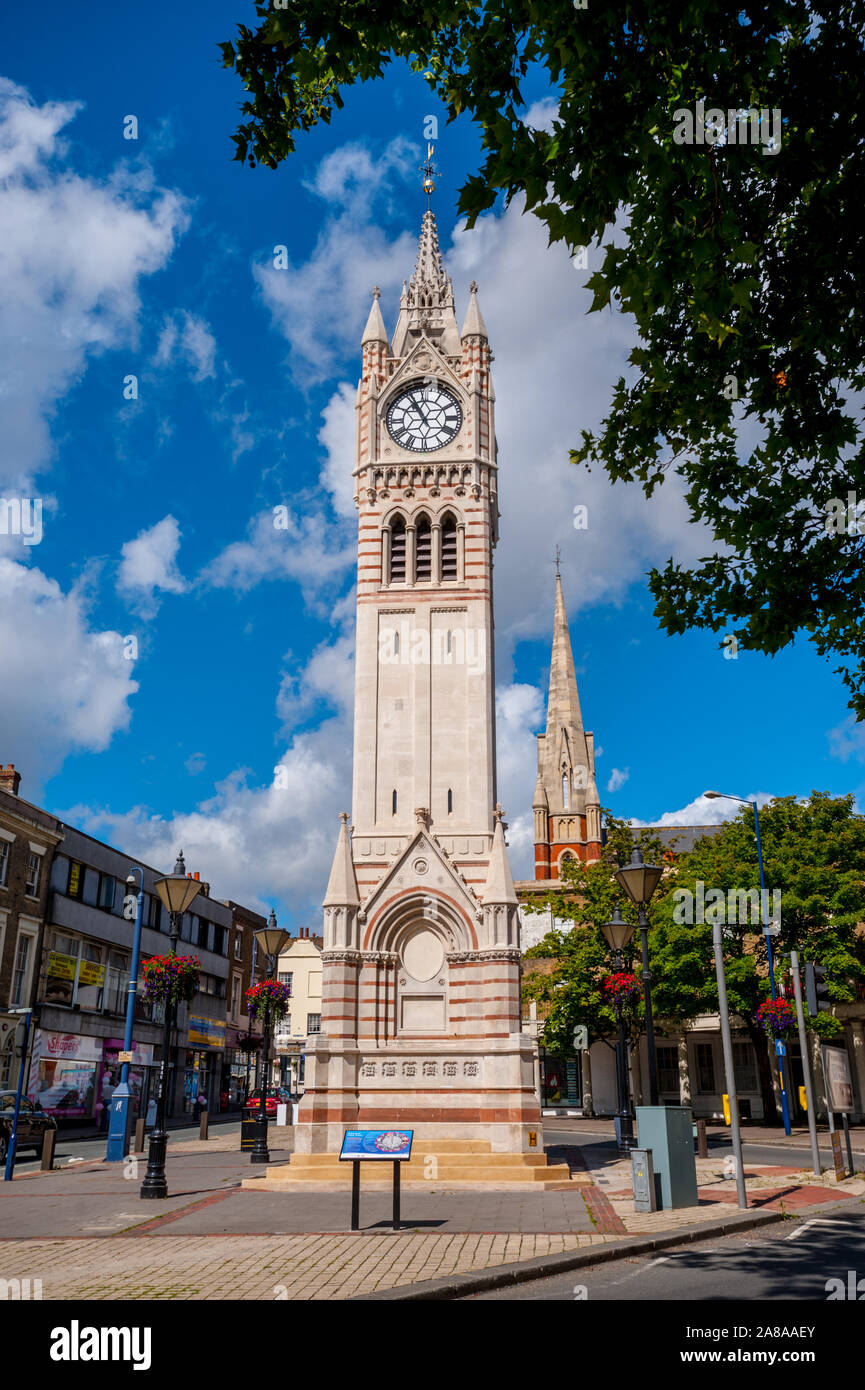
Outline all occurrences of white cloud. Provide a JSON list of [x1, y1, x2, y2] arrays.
[[522, 98, 560, 132], [0, 77, 188, 494], [200, 506, 355, 610], [827, 714, 865, 763], [630, 791, 777, 827], [0, 557, 138, 788], [607, 767, 629, 793], [118, 515, 186, 615], [495, 682, 545, 877], [153, 311, 217, 382], [253, 138, 419, 386], [185, 752, 206, 776]]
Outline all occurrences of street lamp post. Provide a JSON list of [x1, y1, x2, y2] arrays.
[[140, 852, 204, 1200], [704, 791, 792, 1135], [601, 906, 637, 1157], [250, 911, 289, 1166], [106, 866, 145, 1163], [614, 848, 664, 1106]]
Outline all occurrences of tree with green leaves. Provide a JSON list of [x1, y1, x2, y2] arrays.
[[526, 795, 865, 1122], [522, 816, 670, 1069], [222, 2, 865, 713]]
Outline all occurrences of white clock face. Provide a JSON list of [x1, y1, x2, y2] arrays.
[[385, 381, 463, 452]]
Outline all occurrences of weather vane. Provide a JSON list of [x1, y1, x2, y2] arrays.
[[421, 141, 441, 209]]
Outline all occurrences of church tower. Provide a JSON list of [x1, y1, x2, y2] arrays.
[[532, 568, 603, 879], [293, 190, 545, 1162]]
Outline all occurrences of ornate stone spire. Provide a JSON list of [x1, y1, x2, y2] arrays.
[[461, 280, 488, 339], [482, 805, 518, 905], [323, 812, 360, 908], [391, 210, 461, 356], [361, 286, 388, 345]]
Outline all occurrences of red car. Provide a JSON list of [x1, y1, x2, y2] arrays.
[[244, 1087, 290, 1117]]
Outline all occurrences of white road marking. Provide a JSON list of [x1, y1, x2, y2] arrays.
[[785, 1218, 853, 1240]]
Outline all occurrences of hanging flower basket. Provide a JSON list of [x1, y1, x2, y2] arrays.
[[602, 971, 642, 1006], [141, 954, 200, 1004], [756, 997, 796, 1038], [246, 979, 292, 1023]]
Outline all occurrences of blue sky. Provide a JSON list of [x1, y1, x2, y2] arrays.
[[1, 0, 862, 930]]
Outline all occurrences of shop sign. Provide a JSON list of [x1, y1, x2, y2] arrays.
[[187, 1014, 226, 1048]]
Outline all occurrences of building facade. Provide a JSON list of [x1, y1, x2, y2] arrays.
[[275, 928, 323, 1094], [0, 765, 64, 1090], [517, 585, 865, 1124], [296, 210, 538, 1157], [223, 900, 267, 1106]]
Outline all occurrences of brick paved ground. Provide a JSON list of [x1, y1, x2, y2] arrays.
[[2, 1131, 862, 1298]]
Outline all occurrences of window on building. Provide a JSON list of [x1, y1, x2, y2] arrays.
[[97, 874, 116, 910], [25, 853, 41, 897], [221, 928, 230, 956], [234, 933, 243, 960], [389, 517, 406, 582], [441, 514, 458, 580], [11, 930, 35, 1005], [278, 971, 293, 994], [67, 860, 83, 898], [447, 788, 453, 814], [82, 868, 99, 906], [0, 840, 9, 888], [657, 1044, 679, 1094], [307, 1013, 322, 1035], [733, 1041, 758, 1093], [147, 895, 160, 929], [415, 516, 432, 580], [696, 1042, 716, 1093], [392, 789, 397, 815], [562, 772, 569, 809], [103, 950, 129, 1014], [231, 975, 241, 1019]]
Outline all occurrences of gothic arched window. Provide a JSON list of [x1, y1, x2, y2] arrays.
[[389, 517, 406, 582], [441, 513, 458, 581], [415, 516, 432, 581], [562, 771, 570, 809], [447, 788, 453, 814], [392, 789, 398, 815]]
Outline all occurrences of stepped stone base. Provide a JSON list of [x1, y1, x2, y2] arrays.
[[241, 1138, 582, 1192]]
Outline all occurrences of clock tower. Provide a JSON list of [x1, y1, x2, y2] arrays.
[[281, 196, 571, 1186]]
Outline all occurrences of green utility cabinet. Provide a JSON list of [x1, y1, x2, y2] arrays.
[[635, 1106, 699, 1210]]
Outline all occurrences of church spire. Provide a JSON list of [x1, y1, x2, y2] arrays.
[[545, 570, 584, 746], [391, 208, 461, 356]]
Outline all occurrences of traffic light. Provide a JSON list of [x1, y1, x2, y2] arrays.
[[805, 961, 831, 1015]]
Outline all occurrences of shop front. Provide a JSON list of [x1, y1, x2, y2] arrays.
[[539, 1046, 582, 1109], [223, 1028, 262, 1109], [184, 1013, 226, 1114], [97, 1039, 155, 1132], [27, 1030, 102, 1121]]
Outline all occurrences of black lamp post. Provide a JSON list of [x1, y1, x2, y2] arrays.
[[250, 910, 289, 1165], [614, 847, 664, 1107], [601, 905, 637, 1157], [140, 851, 203, 1200]]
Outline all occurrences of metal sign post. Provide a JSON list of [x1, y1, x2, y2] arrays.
[[790, 951, 822, 1176], [340, 1129, 414, 1233]]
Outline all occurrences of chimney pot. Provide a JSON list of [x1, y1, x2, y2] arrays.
[[0, 764, 21, 796]]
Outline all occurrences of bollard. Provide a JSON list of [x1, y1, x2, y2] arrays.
[[696, 1119, 709, 1158], [134, 1118, 146, 1154], [199, 1111, 209, 1141], [41, 1128, 56, 1172]]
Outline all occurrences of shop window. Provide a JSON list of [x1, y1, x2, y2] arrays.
[[10, 930, 35, 1005], [696, 1042, 716, 1093], [657, 1044, 679, 1094], [733, 1041, 758, 1092], [67, 860, 83, 898], [97, 874, 116, 910], [25, 853, 41, 897]]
